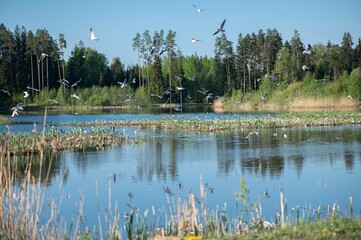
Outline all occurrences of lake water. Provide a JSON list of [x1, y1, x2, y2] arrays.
[[3, 110, 361, 237]]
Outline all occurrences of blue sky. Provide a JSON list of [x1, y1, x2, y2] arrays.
[[1, 0, 360, 66]]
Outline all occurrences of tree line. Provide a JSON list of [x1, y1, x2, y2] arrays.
[[0, 23, 360, 107]]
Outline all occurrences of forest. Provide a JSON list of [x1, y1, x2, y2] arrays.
[[0, 23, 360, 108]]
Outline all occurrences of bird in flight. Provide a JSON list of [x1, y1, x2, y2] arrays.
[[261, 93, 268, 102], [193, 4, 206, 13], [197, 89, 210, 95], [89, 27, 99, 41], [0, 89, 10, 96], [49, 99, 58, 104], [70, 93, 80, 100], [213, 18, 226, 35], [191, 38, 202, 43], [303, 44, 312, 55], [71, 78, 82, 88], [27, 86, 40, 92], [23, 91, 29, 98], [302, 65, 309, 71], [150, 38, 156, 54], [117, 79, 128, 88]]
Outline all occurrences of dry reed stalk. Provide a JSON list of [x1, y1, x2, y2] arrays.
[[280, 185, 285, 228]]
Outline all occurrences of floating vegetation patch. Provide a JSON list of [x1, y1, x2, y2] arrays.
[[58, 111, 361, 132]]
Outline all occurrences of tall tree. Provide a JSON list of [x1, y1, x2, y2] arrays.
[[339, 32, 353, 73], [132, 32, 142, 87], [165, 30, 177, 105]]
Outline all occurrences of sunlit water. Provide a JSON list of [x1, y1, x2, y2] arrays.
[[3, 111, 361, 237]]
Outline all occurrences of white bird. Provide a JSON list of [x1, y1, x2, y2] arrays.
[[261, 93, 268, 102], [58, 78, 70, 87], [347, 95, 353, 99], [49, 99, 58, 104], [303, 44, 312, 55], [189, 75, 196, 81], [23, 91, 29, 98], [26, 86, 40, 92], [231, 97, 240, 104], [132, 78, 136, 83], [191, 38, 202, 43], [71, 78, 82, 88], [11, 103, 23, 117], [70, 93, 80, 100], [197, 89, 210, 95], [175, 86, 185, 91], [39, 53, 48, 62], [89, 27, 99, 41], [174, 105, 182, 112], [193, 4, 205, 13], [0, 89, 10, 96], [213, 18, 226, 35], [302, 65, 309, 71], [151, 93, 163, 99], [117, 79, 128, 88], [150, 38, 156, 54], [246, 131, 259, 139], [205, 93, 213, 102]]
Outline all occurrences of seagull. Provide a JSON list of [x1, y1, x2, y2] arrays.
[[191, 38, 202, 43], [347, 95, 353, 99], [205, 93, 213, 102], [90, 27, 99, 41], [162, 98, 170, 107], [175, 86, 185, 91], [117, 79, 128, 88], [70, 93, 80, 100], [132, 78, 136, 83], [49, 99, 58, 104], [27, 86, 40, 92], [0, 89, 10, 96], [231, 97, 240, 104], [151, 93, 163, 99], [58, 78, 70, 87], [71, 78, 82, 88], [213, 18, 226, 35], [197, 89, 210, 95], [150, 38, 156, 54], [189, 75, 196, 81], [23, 91, 29, 98], [261, 93, 268, 102], [39, 53, 48, 62], [174, 105, 182, 112], [302, 65, 309, 71], [303, 44, 312, 55], [246, 131, 259, 139], [193, 4, 205, 13], [162, 88, 172, 95], [11, 103, 23, 117]]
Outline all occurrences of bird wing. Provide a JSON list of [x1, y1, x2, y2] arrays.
[[220, 18, 226, 30]]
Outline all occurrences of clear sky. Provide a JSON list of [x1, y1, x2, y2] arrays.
[[1, 0, 360, 66]]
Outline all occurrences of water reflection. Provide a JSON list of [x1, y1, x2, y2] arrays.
[[8, 125, 361, 235]]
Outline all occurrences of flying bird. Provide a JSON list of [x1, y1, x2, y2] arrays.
[[213, 18, 226, 35], [0, 89, 10, 96], [261, 93, 268, 102], [231, 97, 240, 104], [26, 86, 40, 92], [71, 78, 82, 88], [117, 79, 128, 88], [70, 93, 80, 100], [49, 99, 58, 104], [151, 93, 163, 99], [197, 89, 210, 95], [89, 27, 99, 41], [39, 53, 48, 62], [193, 4, 205, 13], [132, 78, 136, 83], [150, 38, 156, 54], [303, 44, 312, 55], [302, 65, 309, 71], [23, 91, 29, 98], [191, 38, 202, 43], [11, 103, 23, 117]]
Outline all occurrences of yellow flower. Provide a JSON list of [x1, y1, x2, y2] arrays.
[[184, 236, 202, 240]]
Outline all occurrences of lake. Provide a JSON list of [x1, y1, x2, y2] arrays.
[[4, 110, 361, 237]]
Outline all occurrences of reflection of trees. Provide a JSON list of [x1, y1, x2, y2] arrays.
[[12, 151, 61, 187], [289, 155, 304, 178], [240, 155, 284, 178], [343, 151, 354, 172]]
